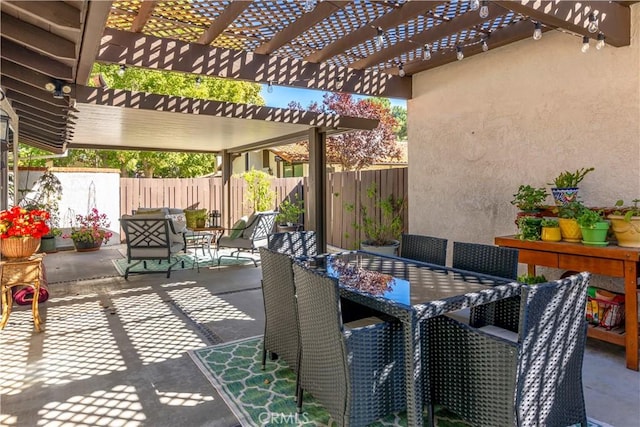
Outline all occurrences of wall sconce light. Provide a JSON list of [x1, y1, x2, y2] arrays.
[[0, 112, 10, 145], [45, 80, 72, 99]]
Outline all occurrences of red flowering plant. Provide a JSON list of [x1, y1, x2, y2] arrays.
[[64, 208, 113, 245], [0, 206, 51, 239]]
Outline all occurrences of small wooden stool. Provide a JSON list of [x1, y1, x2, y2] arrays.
[[0, 254, 46, 332]]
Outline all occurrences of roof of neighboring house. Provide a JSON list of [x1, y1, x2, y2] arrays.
[[270, 140, 408, 165]]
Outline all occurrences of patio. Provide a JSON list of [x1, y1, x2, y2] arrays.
[[0, 247, 638, 426]]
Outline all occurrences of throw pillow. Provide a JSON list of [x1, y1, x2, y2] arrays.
[[135, 208, 164, 215], [229, 218, 247, 239], [184, 209, 207, 229], [166, 213, 187, 233]]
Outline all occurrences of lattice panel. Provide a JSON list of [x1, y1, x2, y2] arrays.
[[108, 1, 141, 29]]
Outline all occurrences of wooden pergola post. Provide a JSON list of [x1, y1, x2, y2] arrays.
[[307, 127, 326, 253]]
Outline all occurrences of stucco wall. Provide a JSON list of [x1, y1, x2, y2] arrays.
[[408, 6, 640, 266]]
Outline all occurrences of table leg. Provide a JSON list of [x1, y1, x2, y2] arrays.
[[624, 261, 638, 370], [403, 317, 426, 427], [0, 286, 12, 329], [31, 282, 42, 332], [527, 263, 536, 277]]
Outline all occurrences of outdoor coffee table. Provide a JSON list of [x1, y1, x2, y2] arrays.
[[185, 226, 223, 259], [316, 251, 521, 427]]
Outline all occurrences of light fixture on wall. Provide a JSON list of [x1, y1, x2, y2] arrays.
[[44, 80, 72, 99], [596, 33, 606, 50], [0, 111, 10, 145], [117, 65, 127, 77], [304, 0, 315, 13], [456, 45, 464, 61], [469, 0, 480, 11], [587, 13, 598, 34], [479, 1, 489, 19], [423, 43, 431, 60], [533, 22, 542, 40], [398, 63, 406, 77], [375, 27, 385, 49], [581, 36, 590, 53]]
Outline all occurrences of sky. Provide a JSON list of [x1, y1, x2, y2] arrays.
[[260, 84, 407, 110]]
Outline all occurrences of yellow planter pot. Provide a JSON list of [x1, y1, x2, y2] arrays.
[[558, 218, 582, 243], [541, 226, 562, 242], [608, 215, 640, 248]]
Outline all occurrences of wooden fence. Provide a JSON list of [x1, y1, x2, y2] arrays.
[[120, 168, 407, 249]]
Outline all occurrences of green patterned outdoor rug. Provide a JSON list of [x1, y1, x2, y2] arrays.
[[112, 252, 256, 276], [190, 337, 609, 427]]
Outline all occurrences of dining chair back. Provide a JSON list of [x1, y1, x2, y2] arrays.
[[427, 272, 590, 427], [258, 247, 299, 373], [292, 263, 406, 427], [400, 233, 447, 266], [267, 231, 317, 257]]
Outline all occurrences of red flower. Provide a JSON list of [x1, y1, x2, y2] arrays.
[[0, 207, 51, 239]]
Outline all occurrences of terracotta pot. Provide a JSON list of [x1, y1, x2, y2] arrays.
[[0, 236, 41, 258]]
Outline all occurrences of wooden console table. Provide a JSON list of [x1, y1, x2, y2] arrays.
[[495, 236, 639, 370]]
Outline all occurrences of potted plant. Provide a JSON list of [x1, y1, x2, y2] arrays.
[[63, 208, 113, 252], [510, 185, 549, 214], [276, 195, 304, 232], [0, 207, 51, 258], [548, 167, 594, 206], [18, 171, 63, 253], [346, 183, 405, 255], [577, 208, 609, 246], [540, 218, 561, 242], [517, 274, 547, 285], [608, 199, 640, 248], [556, 201, 585, 243]]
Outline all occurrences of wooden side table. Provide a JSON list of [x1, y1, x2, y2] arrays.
[[0, 254, 46, 332]]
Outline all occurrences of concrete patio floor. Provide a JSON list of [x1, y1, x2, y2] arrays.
[[1, 245, 639, 427]]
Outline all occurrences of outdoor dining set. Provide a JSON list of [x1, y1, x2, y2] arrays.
[[260, 231, 591, 427]]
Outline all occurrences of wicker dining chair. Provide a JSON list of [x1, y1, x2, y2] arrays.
[[426, 272, 590, 427], [258, 247, 299, 374], [292, 263, 406, 427], [452, 241, 520, 331], [400, 233, 448, 266], [267, 231, 317, 258]]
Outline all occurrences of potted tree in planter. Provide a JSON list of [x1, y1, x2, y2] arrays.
[[275, 195, 304, 232], [511, 185, 548, 241], [540, 218, 561, 242], [346, 183, 405, 256], [548, 167, 594, 206], [608, 199, 640, 248], [577, 208, 609, 246]]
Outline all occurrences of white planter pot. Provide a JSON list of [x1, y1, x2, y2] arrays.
[[360, 240, 400, 256]]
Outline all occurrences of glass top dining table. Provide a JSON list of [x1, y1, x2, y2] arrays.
[[312, 251, 522, 427]]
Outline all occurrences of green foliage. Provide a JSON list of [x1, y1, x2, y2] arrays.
[[518, 274, 547, 285], [613, 199, 640, 221], [549, 167, 595, 188], [347, 183, 405, 246], [276, 195, 304, 225], [510, 185, 549, 211], [516, 216, 542, 241], [17, 171, 63, 233], [576, 209, 604, 228], [541, 218, 559, 227], [391, 105, 407, 140], [242, 169, 275, 212], [557, 201, 585, 219]]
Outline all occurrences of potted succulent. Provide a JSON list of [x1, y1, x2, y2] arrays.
[[608, 199, 640, 248], [276, 195, 304, 232], [540, 218, 561, 242], [346, 183, 405, 256], [548, 167, 594, 206], [556, 201, 585, 243], [577, 208, 609, 246]]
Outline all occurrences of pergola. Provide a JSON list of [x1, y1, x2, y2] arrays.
[[0, 0, 635, 250]]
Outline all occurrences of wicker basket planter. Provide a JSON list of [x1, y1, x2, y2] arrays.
[[0, 237, 41, 258]]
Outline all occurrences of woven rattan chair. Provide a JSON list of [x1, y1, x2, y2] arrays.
[[217, 211, 277, 267], [267, 231, 317, 257], [400, 233, 447, 266], [452, 241, 520, 331], [427, 272, 590, 427], [292, 263, 406, 427], [258, 247, 299, 374]]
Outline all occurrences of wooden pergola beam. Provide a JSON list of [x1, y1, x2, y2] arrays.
[[350, 3, 503, 70], [13, 103, 75, 125], [76, 1, 113, 84], [196, 1, 252, 45], [131, 0, 158, 32], [15, 110, 68, 129], [0, 12, 76, 61], [97, 29, 412, 98], [494, 1, 630, 47], [305, 1, 440, 63], [1, 77, 71, 108], [19, 135, 65, 152], [254, 1, 353, 55], [1, 62, 76, 97], [3, 1, 81, 30], [5, 91, 70, 117], [0, 40, 73, 80]]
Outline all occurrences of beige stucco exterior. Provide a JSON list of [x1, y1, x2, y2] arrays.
[[408, 5, 640, 265]]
